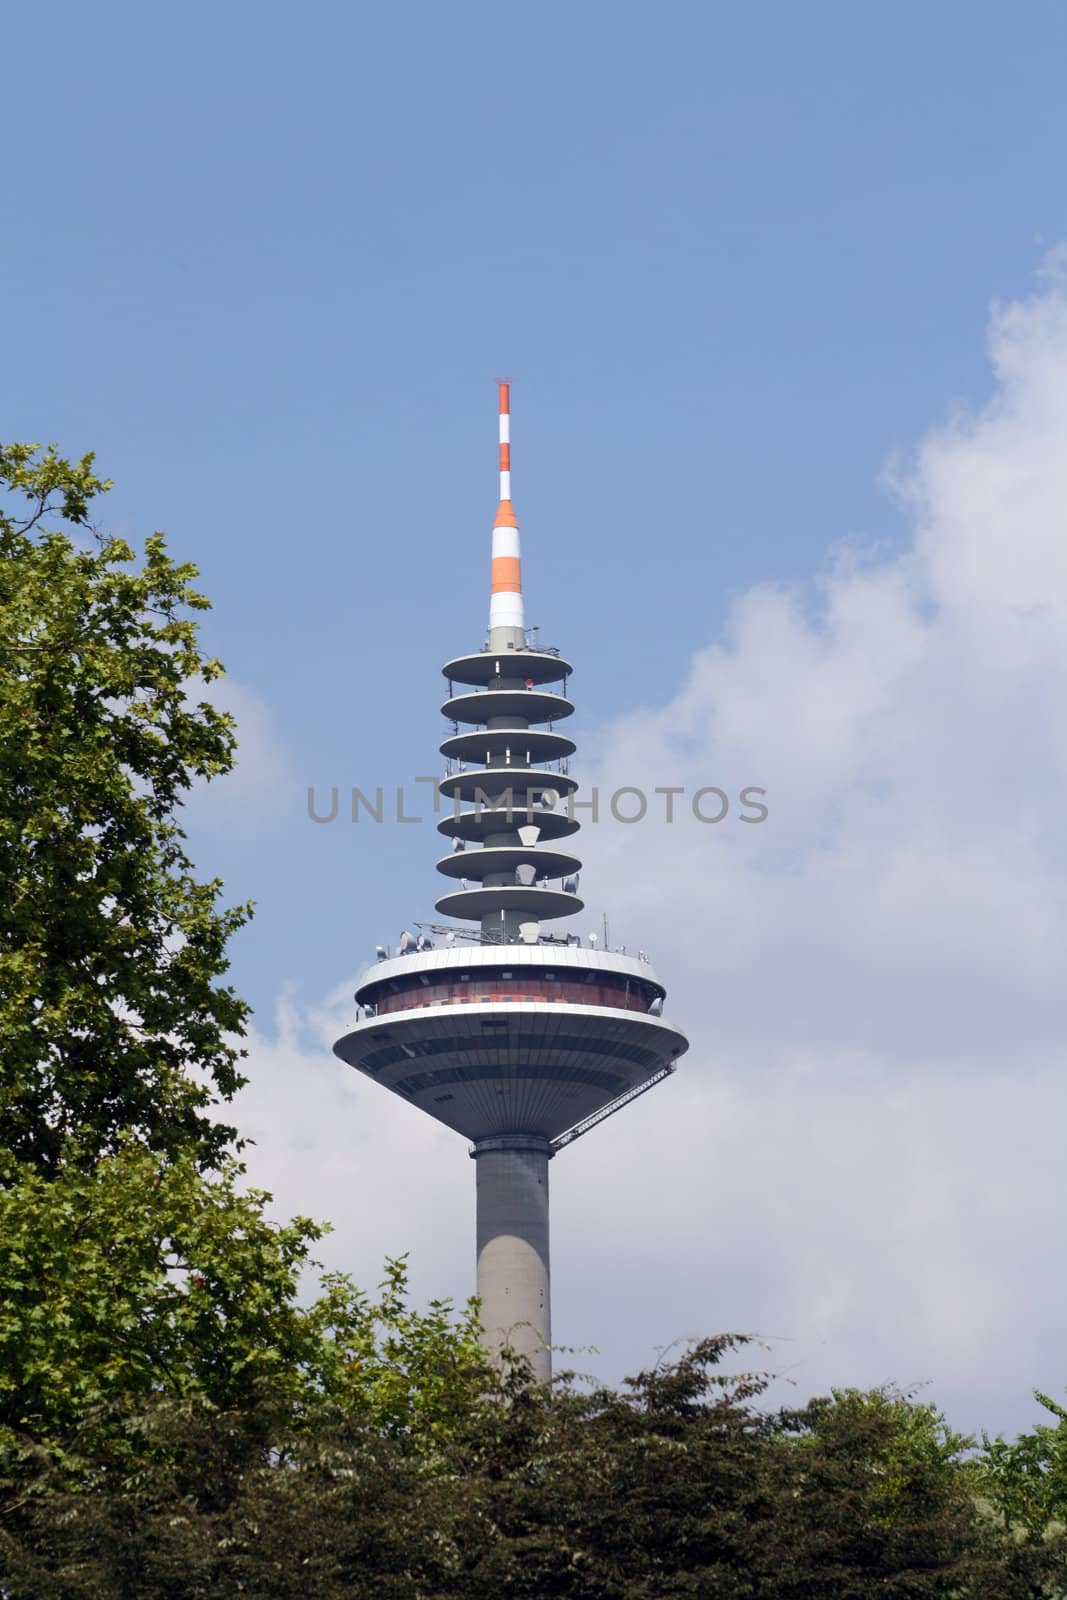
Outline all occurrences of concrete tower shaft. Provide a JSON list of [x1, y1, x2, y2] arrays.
[[333, 386, 688, 1382], [474, 1135, 551, 1380]]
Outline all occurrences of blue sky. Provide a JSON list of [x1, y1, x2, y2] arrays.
[[5, 0, 1066, 1010], [5, 1, 1067, 1433]]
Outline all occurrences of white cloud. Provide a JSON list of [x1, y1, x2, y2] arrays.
[[183, 675, 298, 840], [237, 259, 1067, 1440], [235, 986, 473, 1308]]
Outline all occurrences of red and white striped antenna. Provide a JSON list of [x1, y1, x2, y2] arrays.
[[498, 378, 512, 502], [489, 380, 524, 641]]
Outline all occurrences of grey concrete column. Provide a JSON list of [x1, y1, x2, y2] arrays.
[[470, 1134, 553, 1382]]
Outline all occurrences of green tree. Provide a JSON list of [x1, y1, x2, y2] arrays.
[[0, 1142, 483, 1448], [973, 1389, 1067, 1542], [0, 442, 486, 1473], [3, 1342, 1062, 1599], [768, 1388, 1036, 1599], [0, 443, 247, 1176]]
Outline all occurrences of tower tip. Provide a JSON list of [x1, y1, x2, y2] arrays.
[[495, 381, 514, 511], [489, 381, 522, 637]]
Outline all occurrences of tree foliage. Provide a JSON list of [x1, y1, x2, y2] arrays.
[[0, 443, 248, 1175], [0, 1141, 484, 1452], [2, 1340, 1062, 1598], [0, 442, 486, 1488], [973, 1388, 1067, 1542]]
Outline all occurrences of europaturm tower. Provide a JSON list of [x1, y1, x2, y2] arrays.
[[334, 385, 688, 1381]]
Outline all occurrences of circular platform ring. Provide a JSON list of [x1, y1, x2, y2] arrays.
[[435, 845, 582, 882], [334, 1000, 688, 1145], [442, 649, 573, 689], [437, 808, 581, 844], [435, 885, 584, 921], [439, 767, 579, 804], [441, 728, 576, 765], [442, 689, 574, 726]]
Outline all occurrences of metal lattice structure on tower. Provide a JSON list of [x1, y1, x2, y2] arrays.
[[334, 384, 688, 1381]]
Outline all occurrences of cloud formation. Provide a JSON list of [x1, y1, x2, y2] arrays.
[[184, 675, 299, 844], [235, 261, 1067, 1440]]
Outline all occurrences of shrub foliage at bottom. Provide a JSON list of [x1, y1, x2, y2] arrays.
[[1, 1338, 1061, 1599]]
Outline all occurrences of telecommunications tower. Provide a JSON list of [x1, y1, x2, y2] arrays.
[[334, 385, 688, 1380]]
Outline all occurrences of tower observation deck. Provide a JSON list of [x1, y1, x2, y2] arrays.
[[334, 384, 688, 1381]]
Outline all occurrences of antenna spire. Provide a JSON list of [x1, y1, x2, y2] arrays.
[[497, 379, 511, 504], [489, 381, 524, 644]]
